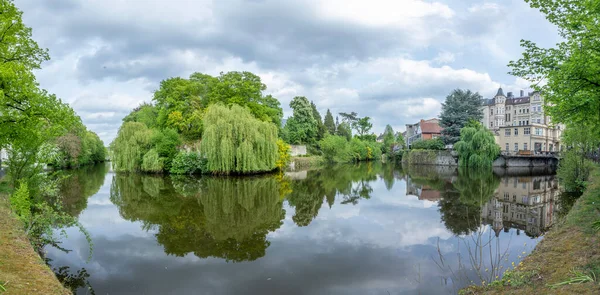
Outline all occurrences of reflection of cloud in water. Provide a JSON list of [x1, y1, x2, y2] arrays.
[[46, 163, 548, 295]]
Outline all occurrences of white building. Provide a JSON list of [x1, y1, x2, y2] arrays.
[[480, 88, 564, 153]]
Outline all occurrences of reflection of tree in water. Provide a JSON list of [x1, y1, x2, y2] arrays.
[[45, 256, 95, 295], [439, 168, 500, 235], [57, 163, 109, 217], [286, 162, 392, 226], [110, 174, 285, 262]]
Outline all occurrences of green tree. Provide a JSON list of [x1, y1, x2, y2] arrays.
[[454, 121, 500, 168], [382, 124, 395, 154], [355, 117, 373, 138], [439, 89, 484, 145], [122, 103, 159, 129], [110, 122, 154, 172], [201, 104, 278, 174], [336, 122, 352, 141], [283, 96, 318, 144], [508, 0, 600, 133], [324, 109, 336, 135], [311, 101, 326, 141]]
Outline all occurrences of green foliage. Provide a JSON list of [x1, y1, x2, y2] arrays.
[[382, 124, 396, 154], [410, 138, 445, 150], [150, 128, 180, 171], [110, 173, 285, 262], [558, 149, 593, 193], [151, 71, 283, 140], [310, 101, 326, 141], [283, 96, 318, 144], [320, 135, 350, 163], [122, 103, 159, 129], [454, 122, 500, 168], [201, 104, 278, 174], [169, 151, 206, 175], [142, 149, 163, 173], [509, 0, 600, 132], [110, 122, 154, 172], [324, 109, 336, 135], [336, 122, 352, 141], [549, 269, 597, 288], [10, 182, 31, 223], [50, 130, 106, 169], [319, 135, 382, 163], [339, 112, 373, 137], [439, 89, 484, 145], [276, 139, 291, 171]]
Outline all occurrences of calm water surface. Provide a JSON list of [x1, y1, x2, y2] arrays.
[[47, 163, 562, 294]]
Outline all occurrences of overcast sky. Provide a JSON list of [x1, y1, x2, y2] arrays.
[[15, 0, 559, 145]]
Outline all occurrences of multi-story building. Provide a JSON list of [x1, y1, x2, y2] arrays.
[[480, 175, 560, 237], [405, 118, 442, 148], [480, 88, 563, 153]]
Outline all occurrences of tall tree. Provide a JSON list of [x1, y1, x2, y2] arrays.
[[283, 96, 318, 144], [454, 121, 500, 168], [439, 89, 483, 145], [310, 101, 326, 141], [324, 109, 336, 135], [382, 125, 395, 154], [201, 104, 278, 174], [508, 0, 600, 135], [355, 117, 373, 137]]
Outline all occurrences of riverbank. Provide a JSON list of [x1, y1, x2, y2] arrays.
[[288, 156, 324, 171], [0, 194, 70, 295], [461, 169, 600, 294]]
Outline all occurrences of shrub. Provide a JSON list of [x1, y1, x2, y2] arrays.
[[169, 151, 206, 175], [320, 135, 349, 163], [276, 139, 291, 171], [142, 149, 164, 173], [410, 138, 445, 150], [10, 182, 31, 223], [557, 149, 594, 193]]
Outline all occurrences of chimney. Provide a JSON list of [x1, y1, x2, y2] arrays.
[[520, 90, 524, 97]]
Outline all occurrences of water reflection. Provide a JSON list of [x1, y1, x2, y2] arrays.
[[58, 163, 108, 217], [109, 174, 285, 262], [48, 162, 569, 294]]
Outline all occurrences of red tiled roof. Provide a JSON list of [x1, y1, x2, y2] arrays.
[[420, 119, 442, 134]]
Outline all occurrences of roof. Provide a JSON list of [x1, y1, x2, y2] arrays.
[[496, 87, 505, 97], [482, 98, 494, 106], [506, 96, 530, 105], [420, 119, 442, 134]]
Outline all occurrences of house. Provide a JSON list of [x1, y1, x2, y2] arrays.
[[405, 118, 443, 148], [480, 88, 564, 153]]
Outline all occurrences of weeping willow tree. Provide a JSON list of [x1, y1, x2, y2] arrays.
[[201, 104, 278, 174], [110, 122, 154, 172], [454, 121, 500, 168]]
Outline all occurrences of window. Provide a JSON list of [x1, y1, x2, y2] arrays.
[[537, 118, 541, 123], [535, 128, 543, 136], [514, 143, 518, 151], [490, 122, 493, 128], [513, 195, 516, 202], [524, 127, 530, 135], [505, 143, 509, 151], [490, 109, 493, 115], [526, 120, 529, 125], [527, 108, 529, 113], [505, 129, 511, 136], [524, 143, 528, 150], [514, 128, 519, 135]]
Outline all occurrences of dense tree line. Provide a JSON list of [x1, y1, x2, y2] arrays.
[[0, 0, 101, 254]]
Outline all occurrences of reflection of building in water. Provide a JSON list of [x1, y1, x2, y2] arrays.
[[406, 177, 442, 201], [481, 175, 560, 237]]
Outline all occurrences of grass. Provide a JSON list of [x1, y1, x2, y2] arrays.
[[289, 156, 324, 170], [0, 193, 71, 295], [461, 168, 600, 295]]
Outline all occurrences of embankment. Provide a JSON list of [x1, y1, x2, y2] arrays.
[[461, 170, 600, 294], [0, 195, 70, 295], [401, 150, 458, 166]]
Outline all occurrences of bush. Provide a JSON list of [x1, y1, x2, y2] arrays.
[[142, 149, 164, 173], [320, 135, 349, 163], [410, 138, 445, 150], [276, 139, 291, 171], [10, 182, 31, 223], [151, 128, 181, 171], [169, 151, 207, 175], [557, 149, 594, 193], [319, 135, 382, 163]]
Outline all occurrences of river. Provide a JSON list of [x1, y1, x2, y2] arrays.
[[46, 162, 563, 294]]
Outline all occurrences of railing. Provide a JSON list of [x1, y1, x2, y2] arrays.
[[500, 151, 561, 157]]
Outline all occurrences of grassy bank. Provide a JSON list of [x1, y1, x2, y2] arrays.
[[0, 194, 70, 295], [289, 156, 324, 170], [461, 169, 600, 295]]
